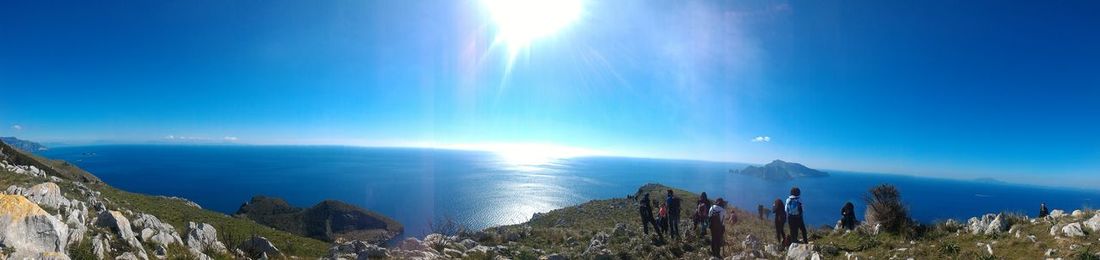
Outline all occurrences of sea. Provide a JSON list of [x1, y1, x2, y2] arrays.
[[42, 145, 1100, 238]]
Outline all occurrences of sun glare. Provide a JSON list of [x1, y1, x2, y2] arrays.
[[482, 0, 583, 57]]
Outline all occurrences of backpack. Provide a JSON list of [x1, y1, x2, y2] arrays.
[[786, 197, 802, 216]]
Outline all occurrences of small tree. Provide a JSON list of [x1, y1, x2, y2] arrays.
[[863, 184, 910, 235]]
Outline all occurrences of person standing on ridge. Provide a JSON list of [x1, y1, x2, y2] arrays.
[[1039, 203, 1049, 218], [785, 187, 808, 243], [840, 202, 857, 230], [772, 198, 787, 246], [666, 189, 682, 239], [657, 202, 669, 235], [708, 198, 736, 258], [639, 193, 660, 236], [694, 192, 714, 237]]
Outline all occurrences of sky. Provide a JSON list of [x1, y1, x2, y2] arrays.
[[1, 0, 1098, 187]]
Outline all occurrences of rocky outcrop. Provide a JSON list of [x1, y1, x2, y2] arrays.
[[0, 194, 70, 259], [238, 236, 281, 259], [95, 210, 148, 259], [131, 213, 183, 246], [24, 182, 72, 210], [184, 222, 228, 255], [1084, 214, 1100, 232], [967, 213, 1010, 235], [1062, 222, 1086, 237], [786, 243, 819, 260]]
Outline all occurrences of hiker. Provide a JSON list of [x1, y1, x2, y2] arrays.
[[1039, 203, 1049, 218], [657, 202, 669, 235], [786, 187, 808, 243], [840, 202, 857, 230], [639, 193, 660, 235], [666, 189, 682, 239], [708, 198, 736, 258], [772, 199, 787, 245], [694, 192, 714, 237]]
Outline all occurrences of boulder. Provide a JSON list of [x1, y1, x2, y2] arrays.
[[1084, 214, 1100, 232], [1049, 209, 1066, 219], [1072, 210, 1086, 218], [24, 182, 72, 210], [742, 234, 762, 251], [96, 210, 146, 255], [0, 194, 70, 258], [583, 232, 611, 256], [1063, 223, 1086, 237], [131, 213, 183, 246], [786, 243, 815, 260], [239, 236, 282, 258], [460, 239, 479, 250], [185, 222, 228, 254], [984, 214, 1008, 235], [116, 252, 141, 260], [93, 234, 111, 260], [355, 244, 388, 259], [1051, 224, 1062, 237]]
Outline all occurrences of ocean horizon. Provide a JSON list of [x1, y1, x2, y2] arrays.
[[43, 145, 1100, 238]]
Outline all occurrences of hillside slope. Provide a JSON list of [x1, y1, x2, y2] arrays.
[[0, 141, 331, 259]]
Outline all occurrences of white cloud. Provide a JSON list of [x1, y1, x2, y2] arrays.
[[751, 136, 771, 143], [11, 124, 22, 131], [223, 136, 239, 141]]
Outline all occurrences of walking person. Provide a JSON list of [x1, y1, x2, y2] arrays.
[[708, 198, 736, 258], [772, 198, 787, 246], [639, 193, 660, 235], [666, 189, 682, 239], [785, 187, 808, 243], [840, 202, 857, 230]]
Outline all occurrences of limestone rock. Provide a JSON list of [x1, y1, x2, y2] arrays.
[[116, 252, 140, 260], [238, 236, 281, 258], [185, 222, 227, 254], [1063, 223, 1086, 237], [93, 234, 111, 260], [1084, 214, 1100, 232], [96, 210, 146, 256], [131, 213, 183, 246], [24, 182, 72, 210], [1072, 210, 1086, 218], [1049, 209, 1066, 219], [786, 243, 815, 260], [0, 195, 70, 259]]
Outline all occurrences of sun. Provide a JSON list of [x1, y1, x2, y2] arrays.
[[482, 0, 583, 57]]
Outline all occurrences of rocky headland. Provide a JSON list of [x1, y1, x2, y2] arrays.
[[235, 196, 403, 243], [732, 160, 829, 181]]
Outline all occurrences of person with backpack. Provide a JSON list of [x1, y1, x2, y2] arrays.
[[772, 198, 787, 245], [708, 198, 736, 258], [693, 192, 713, 237], [785, 187, 808, 243], [840, 202, 857, 230], [639, 193, 660, 236], [666, 189, 682, 239], [657, 202, 669, 235]]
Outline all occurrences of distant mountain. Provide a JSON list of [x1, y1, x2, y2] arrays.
[[731, 159, 828, 181], [0, 137, 48, 153], [236, 196, 404, 243]]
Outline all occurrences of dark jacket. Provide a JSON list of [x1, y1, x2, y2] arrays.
[[668, 196, 681, 215]]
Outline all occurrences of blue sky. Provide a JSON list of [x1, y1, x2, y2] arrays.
[[1, 0, 1098, 187]]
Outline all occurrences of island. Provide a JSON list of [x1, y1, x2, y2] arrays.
[[731, 159, 829, 181]]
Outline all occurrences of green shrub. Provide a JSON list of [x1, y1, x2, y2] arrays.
[[864, 184, 911, 235]]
